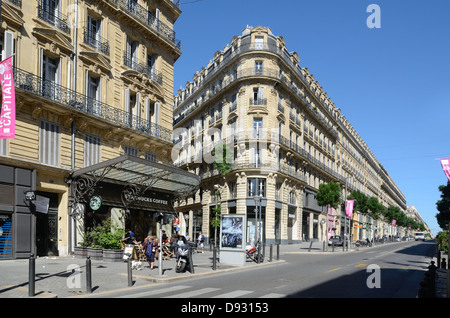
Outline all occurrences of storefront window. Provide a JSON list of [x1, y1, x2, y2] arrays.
[[0, 213, 13, 259]]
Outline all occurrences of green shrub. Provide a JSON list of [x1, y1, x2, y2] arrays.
[[436, 231, 448, 253], [85, 218, 125, 249]]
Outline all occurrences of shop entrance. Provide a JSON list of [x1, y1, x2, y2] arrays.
[[36, 192, 59, 257]]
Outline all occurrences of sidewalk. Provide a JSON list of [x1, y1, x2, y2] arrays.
[[0, 241, 432, 298], [0, 244, 291, 298]]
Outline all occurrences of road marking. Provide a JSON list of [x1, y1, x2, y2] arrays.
[[164, 287, 220, 298], [355, 263, 368, 268], [117, 285, 191, 298], [326, 267, 341, 273], [259, 293, 285, 298], [212, 290, 254, 298]]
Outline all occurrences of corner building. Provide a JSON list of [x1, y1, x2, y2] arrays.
[[0, 0, 199, 259], [173, 26, 406, 245]]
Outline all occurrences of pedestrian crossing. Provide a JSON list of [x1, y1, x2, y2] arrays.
[[118, 284, 286, 298]]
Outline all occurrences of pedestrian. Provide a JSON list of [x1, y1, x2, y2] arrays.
[[197, 231, 205, 253], [162, 230, 168, 244], [170, 234, 179, 256], [143, 236, 155, 270], [153, 237, 160, 261]]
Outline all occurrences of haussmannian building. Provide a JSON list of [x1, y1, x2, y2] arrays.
[[0, 0, 200, 259], [173, 26, 407, 245]]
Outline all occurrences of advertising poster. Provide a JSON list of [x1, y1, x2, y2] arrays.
[[220, 215, 246, 251]]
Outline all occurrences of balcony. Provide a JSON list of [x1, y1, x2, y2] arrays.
[[123, 53, 163, 85], [83, 27, 110, 56], [6, 0, 21, 7], [110, 0, 181, 49], [36, 0, 70, 35], [249, 98, 267, 106], [14, 67, 172, 143]]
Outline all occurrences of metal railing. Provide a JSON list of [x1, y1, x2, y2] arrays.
[[110, 0, 181, 49], [123, 53, 163, 85], [83, 27, 110, 56], [14, 67, 172, 143], [36, 0, 70, 34]]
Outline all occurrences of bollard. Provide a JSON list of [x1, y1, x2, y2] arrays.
[[213, 246, 217, 270], [308, 241, 313, 252], [86, 256, 92, 293], [127, 256, 133, 287], [28, 253, 35, 297], [441, 258, 447, 269], [269, 244, 273, 262], [188, 247, 195, 274], [276, 244, 280, 260]]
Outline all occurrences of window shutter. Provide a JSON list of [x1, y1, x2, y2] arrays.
[[4, 31, 14, 63]]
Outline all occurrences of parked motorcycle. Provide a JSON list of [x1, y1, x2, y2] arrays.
[[246, 240, 263, 263], [175, 242, 197, 273]]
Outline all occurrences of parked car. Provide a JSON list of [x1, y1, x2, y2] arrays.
[[415, 232, 426, 241], [328, 235, 344, 246], [393, 236, 401, 242]]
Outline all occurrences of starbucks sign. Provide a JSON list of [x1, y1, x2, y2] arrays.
[[89, 195, 102, 211]]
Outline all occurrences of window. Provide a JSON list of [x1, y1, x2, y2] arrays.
[[252, 87, 265, 105], [289, 191, 296, 205], [84, 134, 101, 167], [255, 36, 264, 50], [229, 181, 237, 199], [125, 36, 138, 68], [247, 178, 266, 197], [0, 139, 7, 157], [253, 118, 262, 138], [124, 146, 138, 157], [124, 88, 139, 128], [0, 30, 14, 63], [250, 146, 261, 168], [275, 183, 282, 200], [39, 120, 60, 166], [42, 0, 60, 26], [42, 54, 60, 100], [86, 74, 101, 115], [254, 61, 263, 75], [145, 152, 156, 162]]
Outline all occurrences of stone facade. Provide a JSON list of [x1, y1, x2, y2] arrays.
[[0, 0, 181, 258], [173, 26, 407, 245]]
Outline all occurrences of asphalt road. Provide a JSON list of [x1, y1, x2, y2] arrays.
[[92, 240, 435, 299]]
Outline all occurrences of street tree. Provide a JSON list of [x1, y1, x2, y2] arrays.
[[436, 183, 450, 230], [210, 144, 234, 247], [317, 181, 341, 209]]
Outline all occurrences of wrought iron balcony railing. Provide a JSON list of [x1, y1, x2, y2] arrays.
[[111, 0, 181, 49], [123, 53, 163, 85], [14, 67, 172, 143], [37, 0, 70, 35], [83, 27, 110, 56], [6, 0, 22, 7]]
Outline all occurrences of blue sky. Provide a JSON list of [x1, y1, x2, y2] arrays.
[[172, 0, 450, 235]]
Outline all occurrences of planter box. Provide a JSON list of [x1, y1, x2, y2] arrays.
[[103, 249, 124, 262], [74, 246, 87, 259], [87, 247, 103, 260]]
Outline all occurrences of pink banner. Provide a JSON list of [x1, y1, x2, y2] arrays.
[[345, 200, 354, 217], [392, 219, 396, 226], [0, 57, 15, 139], [440, 159, 450, 182]]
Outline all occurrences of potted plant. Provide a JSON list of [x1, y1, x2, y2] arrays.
[[74, 233, 90, 258], [93, 218, 125, 262]]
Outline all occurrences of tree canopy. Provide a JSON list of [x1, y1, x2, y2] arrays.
[[317, 181, 341, 209]]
